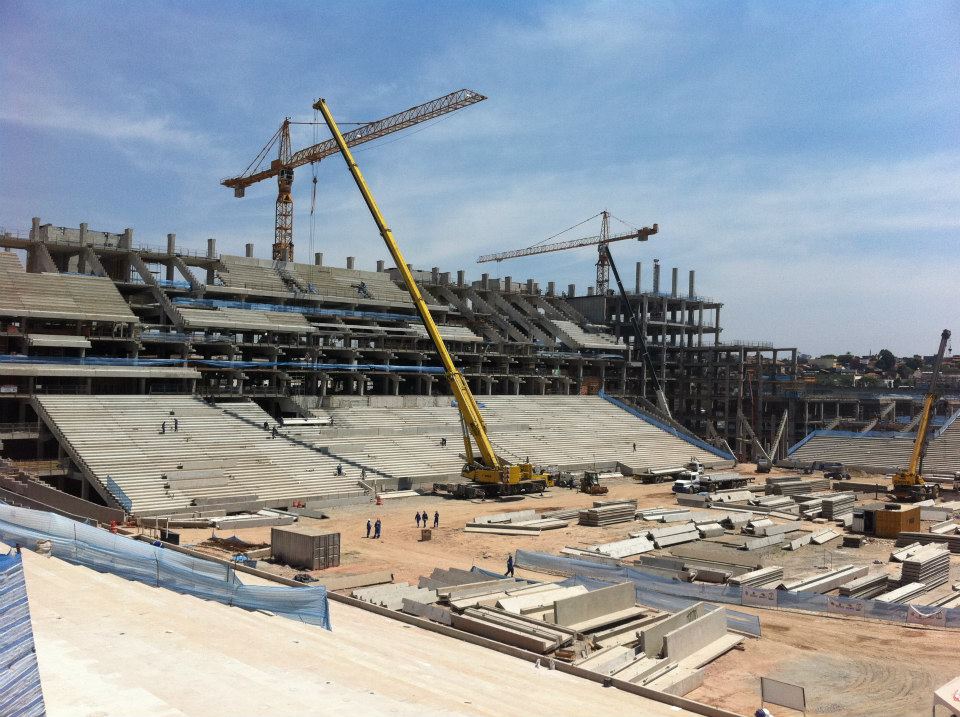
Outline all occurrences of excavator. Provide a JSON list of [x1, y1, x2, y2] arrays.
[[316, 97, 551, 500], [891, 328, 951, 502]]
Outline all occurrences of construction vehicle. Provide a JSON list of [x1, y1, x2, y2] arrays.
[[892, 329, 951, 501], [223, 90, 485, 261], [580, 471, 609, 495], [316, 96, 550, 500]]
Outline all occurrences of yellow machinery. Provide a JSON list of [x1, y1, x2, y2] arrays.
[[315, 97, 551, 499], [892, 329, 951, 501]]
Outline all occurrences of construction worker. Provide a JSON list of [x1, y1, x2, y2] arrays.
[[421, 510, 428, 527], [361, 467, 367, 480], [505, 554, 514, 577], [374, 518, 382, 539], [160, 421, 166, 434], [173, 418, 179, 432], [633, 442, 637, 451], [263, 420, 269, 431], [440, 437, 447, 447], [415, 512, 422, 528], [336, 464, 343, 476], [433, 511, 439, 528], [366, 519, 372, 538]]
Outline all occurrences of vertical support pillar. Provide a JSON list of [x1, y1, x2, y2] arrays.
[[315, 252, 323, 266], [635, 261, 642, 295], [167, 233, 176, 281]]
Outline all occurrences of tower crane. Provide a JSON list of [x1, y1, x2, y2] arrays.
[[477, 211, 659, 294], [892, 328, 951, 501], [222, 89, 486, 262], [315, 96, 550, 499]]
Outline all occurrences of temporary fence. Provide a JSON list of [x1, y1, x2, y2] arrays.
[[515, 549, 960, 629], [0, 503, 331, 630], [0, 553, 45, 717]]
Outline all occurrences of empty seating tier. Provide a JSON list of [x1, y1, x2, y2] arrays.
[[217, 255, 288, 293], [34, 396, 362, 516], [178, 307, 316, 333], [0, 253, 136, 322], [290, 263, 413, 305], [553, 321, 623, 350], [285, 395, 726, 485]]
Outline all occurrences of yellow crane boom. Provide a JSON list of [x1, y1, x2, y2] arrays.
[[892, 328, 951, 501], [316, 96, 548, 496]]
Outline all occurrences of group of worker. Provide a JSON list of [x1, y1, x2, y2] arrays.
[[415, 510, 440, 529], [365, 518, 382, 539], [159, 418, 179, 434]]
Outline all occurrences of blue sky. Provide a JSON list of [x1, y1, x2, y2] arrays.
[[1, 1, 957, 356]]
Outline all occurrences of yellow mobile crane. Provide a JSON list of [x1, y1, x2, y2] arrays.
[[316, 97, 551, 499], [892, 328, 951, 501]]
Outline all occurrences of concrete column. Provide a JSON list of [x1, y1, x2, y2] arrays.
[[431, 267, 439, 284], [376, 260, 385, 272], [653, 260, 661, 294], [244, 243, 254, 258], [166, 233, 177, 281], [346, 256, 355, 270], [315, 252, 323, 266], [635, 262, 642, 294], [79, 222, 88, 245], [671, 267, 678, 297], [547, 281, 555, 296], [688, 270, 696, 298], [30, 217, 40, 241], [526, 278, 534, 293], [440, 272, 450, 285], [457, 270, 465, 287], [587, 287, 594, 296], [481, 273, 489, 290], [122, 228, 133, 250], [206, 238, 216, 259], [568, 284, 575, 297]]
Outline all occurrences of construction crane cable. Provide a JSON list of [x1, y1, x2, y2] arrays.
[[527, 212, 603, 250]]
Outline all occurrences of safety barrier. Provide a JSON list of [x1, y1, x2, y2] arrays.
[[0, 504, 331, 630], [515, 550, 960, 629]]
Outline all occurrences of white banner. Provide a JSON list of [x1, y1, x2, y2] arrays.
[[907, 606, 946, 627], [742, 586, 777, 607], [826, 595, 866, 617]]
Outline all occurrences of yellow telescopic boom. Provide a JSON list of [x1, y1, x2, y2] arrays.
[[314, 97, 500, 471], [906, 329, 951, 476]]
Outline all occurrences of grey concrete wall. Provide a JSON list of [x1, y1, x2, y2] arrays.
[[662, 608, 727, 661], [554, 581, 635, 627], [640, 602, 707, 658]]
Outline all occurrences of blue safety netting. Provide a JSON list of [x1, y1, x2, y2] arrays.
[[0, 504, 331, 630], [515, 549, 960, 629], [0, 553, 45, 717], [0, 354, 444, 374], [174, 297, 415, 323]]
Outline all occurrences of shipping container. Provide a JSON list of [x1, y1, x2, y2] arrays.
[[271, 526, 341, 570]]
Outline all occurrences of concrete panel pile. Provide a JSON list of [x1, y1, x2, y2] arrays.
[[751, 520, 802, 537], [838, 573, 892, 599], [765, 476, 831, 495], [643, 523, 701, 549], [352, 582, 438, 610], [587, 536, 655, 559], [637, 507, 692, 523], [778, 565, 869, 593], [810, 529, 841, 545], [578, 499, 638, 527], [929, 520, 959, 535], [728, 566, 784, 587], [899, 544, 951, 589], [820, 493, 856, 519], [895, 531, 960, 554], [465, 509, 568, 536], [874, 582, 928, 604]]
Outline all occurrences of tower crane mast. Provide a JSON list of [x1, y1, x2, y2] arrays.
[[223, 89, 486, 262]]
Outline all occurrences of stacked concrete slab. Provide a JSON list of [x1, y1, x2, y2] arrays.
[[579, 500, 637, 527], [900, 544, 951, 589]]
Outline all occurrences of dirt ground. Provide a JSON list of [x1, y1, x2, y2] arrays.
[[173, 468, 960, 717]]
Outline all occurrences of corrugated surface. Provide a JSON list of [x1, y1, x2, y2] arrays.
[[0, 553, 45, 717]]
